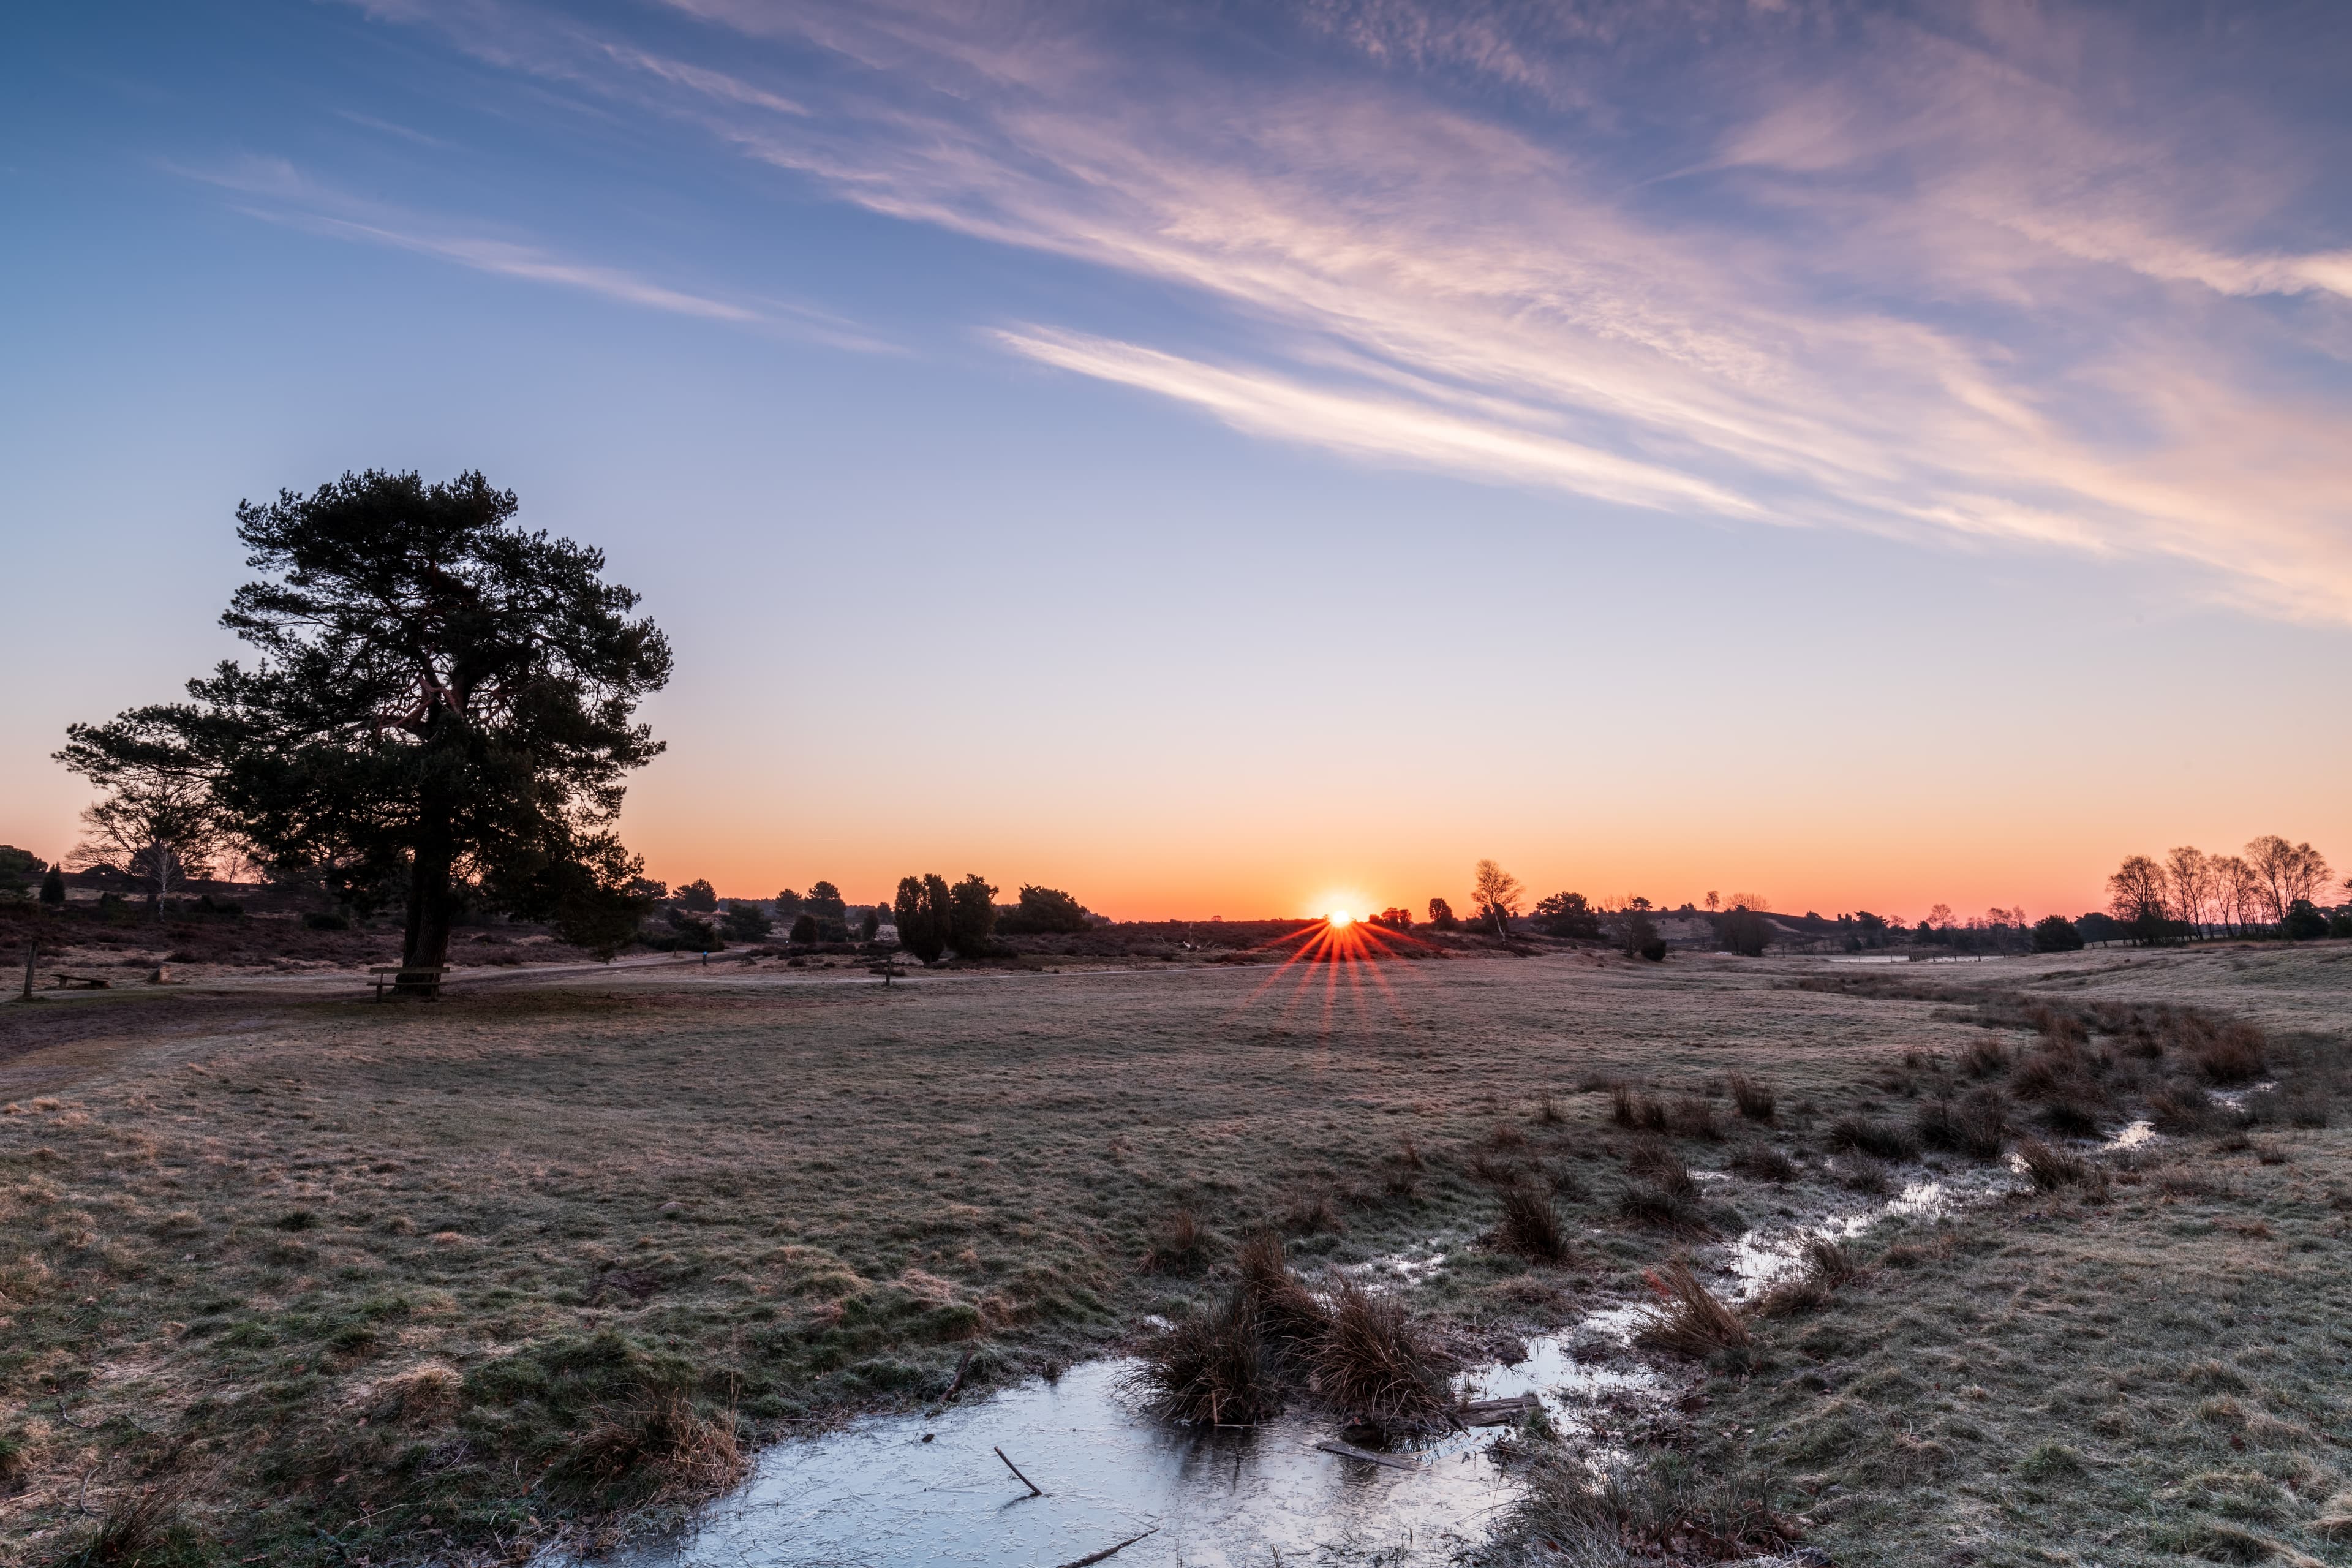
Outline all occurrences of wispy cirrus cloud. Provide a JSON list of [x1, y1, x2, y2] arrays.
[[177, 154, 894, 349], [347, 0, 2352, 619]]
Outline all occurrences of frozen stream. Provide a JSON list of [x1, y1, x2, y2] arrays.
[[585, 1334, 1651, 1568], [577, 1127, 2152, 1567]]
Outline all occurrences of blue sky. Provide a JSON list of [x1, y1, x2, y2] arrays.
[[4, 0, 2348, 919]]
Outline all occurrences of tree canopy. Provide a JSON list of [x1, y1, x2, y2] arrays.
[[58, 470, 671, 976]]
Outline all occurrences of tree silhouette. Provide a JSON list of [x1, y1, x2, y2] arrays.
[[58, 471, 669, 984]]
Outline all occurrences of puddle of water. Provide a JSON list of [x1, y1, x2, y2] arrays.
[[582, 1307, 1664, 1568], [1725, 1172, 2011, 1300]]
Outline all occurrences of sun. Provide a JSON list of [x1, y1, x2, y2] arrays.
[[1326, 908, 1355, 928]]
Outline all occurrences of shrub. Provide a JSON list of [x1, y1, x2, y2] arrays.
[[2032, 914, 2084, 952], [301, 911, 349, 932], [2040, 1094, 2102, 1138], [719, 901, 771, 941], [1634, 1260, 1749, 1358], [1494, 1183, 1569, 1263], [1610, 1085, 1668, 1133], [1727, 1072, 1775, 1122], [1826, 1115, 1920, 1161], [788, 914, 818, 945], [1716, 908, 1772, 957], [1836, 1155, 1891, 1195], [1125, 1287, 1276, 1425], [995, 884, 1091, 934]]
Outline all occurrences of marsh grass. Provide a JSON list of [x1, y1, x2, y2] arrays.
[[1235, 1232, 1332, 1354], [2016, 1137, 2100, 1193], [1493, 1183, 1570, 1264], [1727, 1072, 1776, 1122], [1141, 1207, 1210, 1275], [1125, 1287, 1276, 1426], [1728, 1140, 1798, 1183], [1913, 1087, 2009, 1159], [1633, 1259, 1749, 1359], [1827, 1115, 1920, 1162], [1311, 1275, 1450, 1429]]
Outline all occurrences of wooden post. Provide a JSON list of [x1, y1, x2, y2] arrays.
[[19, 934, 36, 1003]]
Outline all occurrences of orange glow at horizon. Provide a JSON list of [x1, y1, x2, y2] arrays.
[[1327, 908, 1354, 927]]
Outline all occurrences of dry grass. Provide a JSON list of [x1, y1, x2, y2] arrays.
[[2016, 1137, 2100, 1193], [1235, 1231, 1332, 1353], [1140, 1206, 1210, 1275], [1728, 1140, 1798, 1183], [1125, 1287, 1275, 1426], [3, 941, 2343, 1564], [1493, 1182, 1570, 1263], [1633, 1259, 1750, 1359], [1914, 1087, 2010, 1159], [1311, 1275, 1450, 1430], [1826, 1114, 1921, 1162], [1727, 1071, 1776, 1122]]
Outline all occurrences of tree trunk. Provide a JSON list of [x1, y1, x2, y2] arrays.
[[401, 791, 455, 996]]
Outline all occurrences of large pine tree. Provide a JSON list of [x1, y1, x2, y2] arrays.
[[59, 470, 672, 986]]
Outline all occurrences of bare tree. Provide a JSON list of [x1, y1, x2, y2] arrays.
[[67, 775, 221, 918], [1704, 890, 1720, 912], [1471, 859, 1524, 937], [2245, 835, 2332, 925], [2108, 854, 2168, 938], [2212, 854, 2258, 935], [2163, 846, 2212, 940]]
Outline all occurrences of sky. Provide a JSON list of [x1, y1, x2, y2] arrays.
[[3, 0, 2348, 923]]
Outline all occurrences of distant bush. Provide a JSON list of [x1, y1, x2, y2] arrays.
[[719, 901, 771, 941], [1533, 891, 1600, 940], [662, 910, 720, 951], [995, 884, 1090, 935], [674, 879, 718, 913], [1369, 907, 1414, 930], [788, 914, 818, 946], [2283, 900, 2329, 940], [948, 874, 998, 956], [303, 911, 350, 932], [1427, 897, 1458, 932], [894, 874, 952, 965], [2032, 915, 2084, 952], [1716, 908, 1771, 957]]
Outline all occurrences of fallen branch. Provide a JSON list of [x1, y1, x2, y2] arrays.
[[994, 1445, 1043, 1496], [1051, 1526, 1159, 1567], [927, 1348, 976, 1414], [1315, 1439, 1423, 1472], [1455, 1394, 1540, 1427]]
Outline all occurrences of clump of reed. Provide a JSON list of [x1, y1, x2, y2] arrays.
[[1618, 1140, 1709, 1231], [1626, 1137, 1700, 1198], [1835, 1154, 1891, 1195], [1826, 1115, 1920, 1162], [1135, 1235, 1448, 1432], [1915, 1088, 2010, 1160], [1536, 1093, 1566, 1126], [1125, 1287, 1279, 1425], [1633, 1259, 1750, 1358], [1960, 1038, 2010, 1079], [1727, 1072, 1776, 1123], [1611, 1084, 1670, 1133], [1494, 1182, 1570, 1263], [1281, 1188, 1344, 1236]]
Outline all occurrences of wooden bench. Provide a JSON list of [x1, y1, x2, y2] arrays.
[[50, 973, 112, 990], [369, 966, 448, 1001]]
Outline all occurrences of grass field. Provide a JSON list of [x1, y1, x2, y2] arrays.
[[0, 943, 2343, 1564]]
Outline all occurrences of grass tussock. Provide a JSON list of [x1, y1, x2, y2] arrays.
[[1126, 1287, 1277, 1426], [1611, 1084, 1670, 1133], [1727, 1071, 1776, 1122], [1502, 1451, 1802, 1562], [1668, 1093, 1725, 1141], [1728, 1140, 1798, 1183], [1535, 1093, 1566, 1126], [1311, 1275, 1450, 1428], [564, 1387, 745, 1501], [1755, 1237, 1858, 1321], [1835, 1153, 1891, 1194], [1235, 1231, 1333, 1352], [1915, 1087, 2010, 1159], [1141, 1206, 1210, 1275], [1634, 1259, 1751, 1359], [1960, 1038, 2010, 1078], [2016, 1137, 2100, 1193], [70, 1478, 211, 1568], [2149, 1084, 2218, 1134], [1494, 1182, 1570, 1264], [2189, 1021, 2269, 1086], [1826, 1115, 1921, 1162]]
